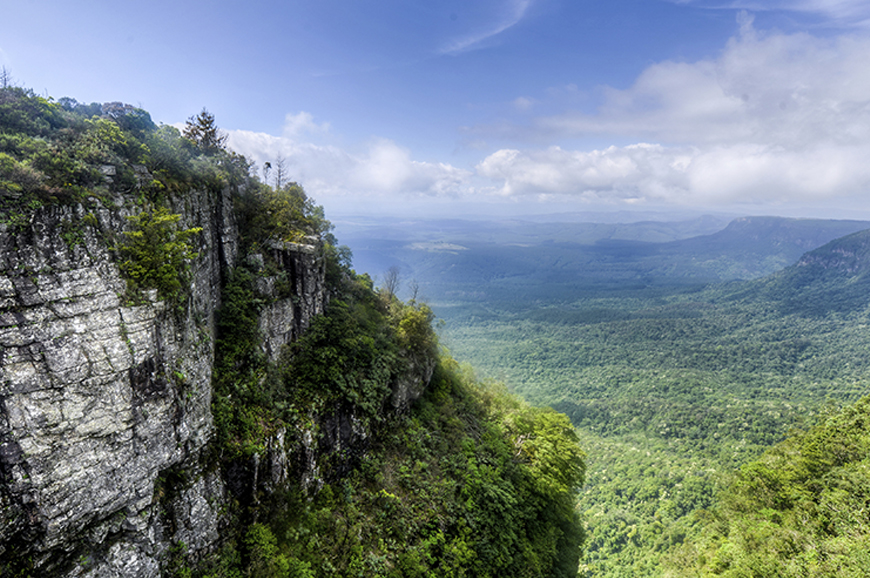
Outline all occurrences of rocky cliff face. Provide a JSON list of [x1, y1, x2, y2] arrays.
[[0, 183, 434, 578], [0, 185, 380, 577], [0, 187, 236, 576], [254, 239, 326, 361]]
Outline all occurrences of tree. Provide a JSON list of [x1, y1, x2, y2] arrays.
[[382, 266, 401, 300], [0, 66, 12, 89], [273, 155, 287, 189], [183, 107, 227, 154], [117, 207, 202, 301]]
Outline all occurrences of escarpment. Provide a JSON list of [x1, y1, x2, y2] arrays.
[[0, 93, 586, 578], [0, 186, 235, 575], [0, 184, 435, 576]]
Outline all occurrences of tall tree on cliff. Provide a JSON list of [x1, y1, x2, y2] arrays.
[[183, 107, 227, 154]]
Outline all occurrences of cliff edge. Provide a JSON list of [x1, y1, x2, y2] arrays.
[[0, 92, 584, 578]]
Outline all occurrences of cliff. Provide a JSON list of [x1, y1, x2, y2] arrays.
[[0, 180, 428, 575], [1, 186, 228, 575], [0, 93, 586, 578]]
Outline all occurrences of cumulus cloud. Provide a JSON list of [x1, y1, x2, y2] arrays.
[[477, 144, 693, 200], [537, 21, 870, 147], [283, 111, 330, 139], [477, 18, 870, 207], [226, 130, 471, 201], [351, 138, 469, 195], [476, 142, 870, 205]]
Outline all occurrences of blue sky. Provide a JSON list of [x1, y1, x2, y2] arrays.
[[3, 0, 870, 220]]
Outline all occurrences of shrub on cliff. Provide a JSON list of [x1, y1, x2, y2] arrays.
[[233, 180, 333, 249], [202, 355, 587, 578], [117, 206, 202, 302]]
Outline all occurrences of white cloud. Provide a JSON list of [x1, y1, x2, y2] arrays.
[[513, 96, 535, 111], [226, 130, 471, 201], [476, 142, 870, 205], [476, 144, 693, 200], [439, 0, 533, 55], [283, 111, 330, 139], [537, 22, 870, 148], [230, 16, 870, 215], [351, 138, 469, 195], [477, 18, 870, 208], [675, 0, 870, 26]]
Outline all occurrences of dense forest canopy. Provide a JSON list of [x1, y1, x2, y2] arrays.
[[666, 396, 870, 576], [434, 227, 870, 576]]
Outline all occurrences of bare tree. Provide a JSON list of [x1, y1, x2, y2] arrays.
[[0, 66, 13, 89], [408, 279, 420, 301], [274, 155, 287, 189], [382, 266, 401, 300]]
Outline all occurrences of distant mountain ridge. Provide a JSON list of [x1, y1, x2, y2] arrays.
[[656, 216, 870, 281], [669, 215, 870, 256], [338, 215, 870, 306], [747, 227, 870, 316]]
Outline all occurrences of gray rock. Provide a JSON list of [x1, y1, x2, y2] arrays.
[[0, 191, 237, 575], [257, 239, 326, 361], [0, 184, 435, 577]]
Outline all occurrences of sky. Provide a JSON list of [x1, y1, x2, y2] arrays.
[[3, 0, 870, 221]]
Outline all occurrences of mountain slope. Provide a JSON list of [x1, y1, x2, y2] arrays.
[[666, 395, 870, 577], [752, 227, 870, 316]]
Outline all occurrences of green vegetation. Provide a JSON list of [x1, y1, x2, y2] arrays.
[[666, 396, 870, 577], [429, 228, 870, 576], [17, 81, 870, 577], [0, 87, 156, 207], [117, 206, 202, 302], [207, 188, 587, 574], [212, 263, 437, 456], [2, 84, 587, 576], [0, 85, 262, 214], [206, 220, 587, 575], [0, 84, 326, 304], [201, 355, 585, 578]]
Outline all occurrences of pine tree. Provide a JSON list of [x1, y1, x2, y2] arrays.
[[183, 108, 227, 154]]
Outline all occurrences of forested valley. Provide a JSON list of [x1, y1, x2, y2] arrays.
[[340, 213, 870, 576]]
